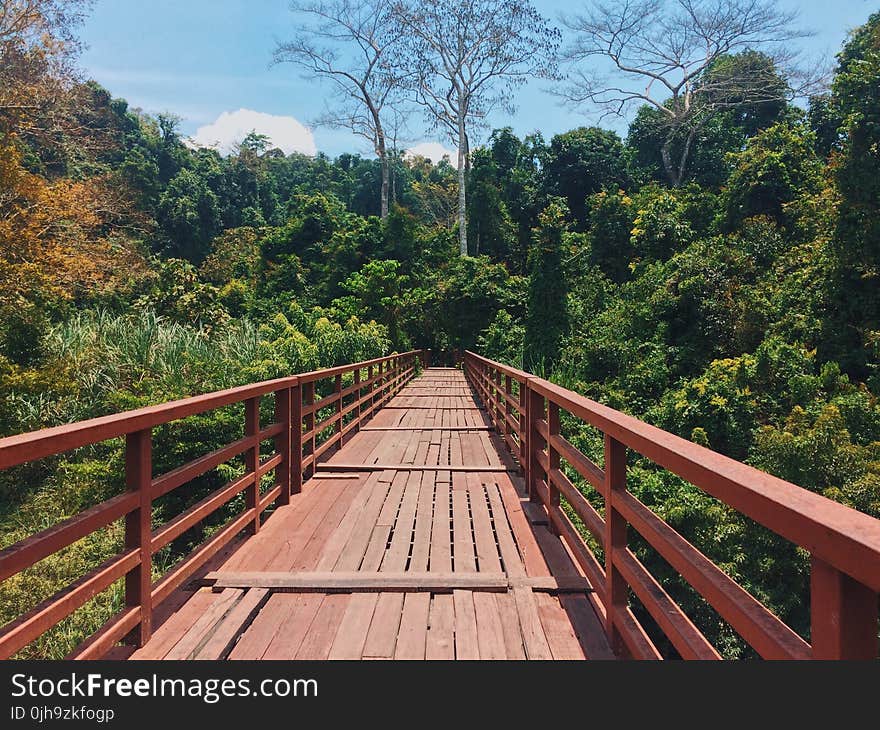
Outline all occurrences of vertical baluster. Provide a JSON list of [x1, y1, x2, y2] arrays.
[[810, 557, 878, 659], [274, 387, 291, 505], [354, 367, 362, 432], [291, 381, 303, 494], [125, 428, 152, 646], [604, 434, 627, 654], [527, 386, 545, 503], [334, 373, 343, 450], [245, 396, 260, 534], [367, 364, 375, 417]]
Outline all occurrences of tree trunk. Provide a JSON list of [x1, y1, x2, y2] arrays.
[[457, 115, 468, 256], [377, 133, 389, 218], [660, 134, 680, 187]]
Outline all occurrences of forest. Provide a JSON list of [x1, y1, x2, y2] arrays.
[[1, 0, 879, 658]]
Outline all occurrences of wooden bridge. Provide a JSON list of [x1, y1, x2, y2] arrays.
[[1, 350, 879, 660]]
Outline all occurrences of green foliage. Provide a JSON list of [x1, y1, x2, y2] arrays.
[[333, 259, 410, 349], [524, 199, 569, 372], [542, 127, 628, 227], [722, 122, 823, 230]]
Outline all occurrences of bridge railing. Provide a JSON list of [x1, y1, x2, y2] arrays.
[[0, 350, 422, 659], [464, 351, 880, 660]]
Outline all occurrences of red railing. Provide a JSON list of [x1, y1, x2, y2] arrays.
[[464, 351, 880, 660], [0, 350, 423, 659]]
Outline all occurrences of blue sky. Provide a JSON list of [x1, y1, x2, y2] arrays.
[[79, 0, 875, 160]]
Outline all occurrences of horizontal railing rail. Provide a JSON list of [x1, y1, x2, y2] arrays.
[[0, 349, 424, 659], [464, 350, 880, 660]]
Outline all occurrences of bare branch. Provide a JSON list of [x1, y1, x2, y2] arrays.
[[557, 0, 827, 185]]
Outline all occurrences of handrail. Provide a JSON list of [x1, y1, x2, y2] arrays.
[[464, 350, 880, 660], [0, 349, 425, 659]]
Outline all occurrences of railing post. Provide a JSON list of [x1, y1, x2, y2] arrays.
[[245, 396, 260, 534], [125, 428, 152, 646], [604, 434, 627, 654], [304, 381, 315, 480], [810, 557, 878, 659], [527, 383, 545, 503], [354, 367, 362, 433], [517, 377, 527, 474], [504, 374, 513, 443], [334, 373, 343, 450], [274, 387, 291, 506], [291, 381, 302, 494], [547, 401, 561, 531], [375, 360, 384, 409]]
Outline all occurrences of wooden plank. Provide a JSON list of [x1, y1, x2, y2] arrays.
[[453, 590, 479, 660], [332, 472, 393, 571], [313, 472, 378, 570], [328, 593, 379, 659], [409, 470, 435, 571], [261, 594, 324, 659], [362, 592, 405, 659], [558, 594, 617, 660], [467, 474, 502, 573], [227, 593, 298, 660], [394, 592, 431, 660], [360, 525, 392, 571], [315, 464, 513, 472], [430, 475, 452, 572], [360, 426, 492, 431], [207, 571, 510, 591], [425, 594, 455, 660], [262, 480, 348, 570], [512, 586, 552, 660], [294, 594, 348, 660], [289, 477, 363, 571], [495, 592, 526, 660], [452, 473, 476, 572], [129, 589, 216, 660], [485, 481, 524, 577], [495, 473, 551, 577], [164, 589, 242, 660], [473, 592, 507, 660], [194, 588, 269, 660], [381, 471, 422, 571], [535, 592, 586, 660]]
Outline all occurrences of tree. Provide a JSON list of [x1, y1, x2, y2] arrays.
[[722, 121, 822, 230], [823, 12, 880, 377], [395, 0, 559, 255], [524, 199, 569, 372], [541, 126, 628, 227], [156, 168, 222, 263], [559, 0, 818, 186], [274, 0, 407, 218]]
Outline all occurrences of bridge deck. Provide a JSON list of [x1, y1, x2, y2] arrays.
[[128, 369, 614, 660]]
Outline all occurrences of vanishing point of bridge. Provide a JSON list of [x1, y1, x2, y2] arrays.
[[1, 351, 879, 659]]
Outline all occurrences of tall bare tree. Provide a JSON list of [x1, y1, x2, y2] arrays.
[[559, 0, 821, 186], [395, 0, 559, 255], [274, 0, 407, 218]]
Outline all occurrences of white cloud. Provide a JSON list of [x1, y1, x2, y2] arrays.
[[191, 109, 316, 156], [405, 142, 458, 168]]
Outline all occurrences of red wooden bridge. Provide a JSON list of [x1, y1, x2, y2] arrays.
[[1, 350, 878, 659]]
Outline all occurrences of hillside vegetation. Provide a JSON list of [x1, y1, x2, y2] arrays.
[[1, 2, 879, 657]]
